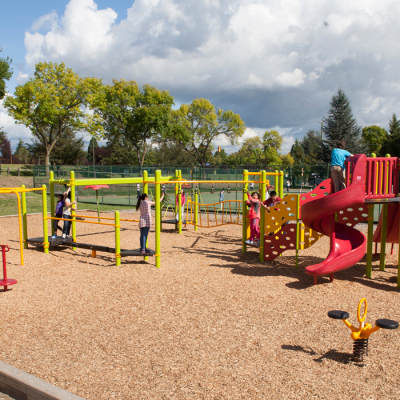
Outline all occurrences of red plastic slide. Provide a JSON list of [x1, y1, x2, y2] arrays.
[[301, 154, 367, 283], [373, 204, 400, 244]]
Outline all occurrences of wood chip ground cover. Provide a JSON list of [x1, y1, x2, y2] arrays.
[[0, 212, 399, 399]]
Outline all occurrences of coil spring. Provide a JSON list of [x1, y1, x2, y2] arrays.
[[352, 338, 369, 362]]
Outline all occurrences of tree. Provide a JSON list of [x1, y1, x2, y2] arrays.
[[211, 148, 229, 165], [0, 47, 12, 100], [169, 98, 245, 166], [263, 130, 283, 152], [264, 147, 282, 166], [362, 125, 388, 156], [27, 128, 86, 165], [280, 153, 294, 166], [4, 61, 103, 173], [301, 130, 323, 164], [87, 137, 99, 164], [14, 138, 30, 162], [238, 137, 264, 164], [381, 114, 400, 157], [95, 79, 174, 167], [290, 139, 304, 165], [0, 130, 12, 161], [321, 89, 366, 161]]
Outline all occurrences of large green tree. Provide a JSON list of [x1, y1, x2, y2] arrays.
[[169, 98, 245, 166], [381, 114, 400, 157], [0, 130, 12, 161], [362, 125, 388, 156], [263, 130, 283, 152], [321, 89, 366, 161], [238, 136, 264, 164], [4, 62, 103, 173], [14, 138, 30, 162], [0, 47, 12, 99], [95, 79, 174, 166]]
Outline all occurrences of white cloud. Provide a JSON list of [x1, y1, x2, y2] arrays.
[[31, 11, 58, 32], [0, 98, 32, 150], [4, 0, 400, 153]]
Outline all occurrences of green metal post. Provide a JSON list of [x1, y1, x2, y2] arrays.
[[115, 211, 121, 266], [143, 170, 148, 195], [175, 169, 179, 231], [195, 189, 198, 232], [155, 170, 161, 268], [50, 171, 55, 235], [380, 204, 388, 271], [242, 170, 248, 253], [259, 170, 266, 262], [178, 170, 182, 234], [70, 171, 76, 250], [295, 194, 300, 269], [42, 185, 49, 254], [21, 185, 28, 249], [274, 170, 278, 194], [366, 204, 374, 278], [279, 170, 284, 198]]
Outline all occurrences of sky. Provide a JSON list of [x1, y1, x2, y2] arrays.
[[1, 0, 400, 154]]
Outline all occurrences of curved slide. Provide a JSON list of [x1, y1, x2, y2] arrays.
[[301, 154, 367, 283]]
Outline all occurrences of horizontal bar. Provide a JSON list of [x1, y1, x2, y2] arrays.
[[50, 176, 173, 186], [73, 214, 139, 222], [157, 180, 263, 184], [48, 216, 116, 226], [188, 200, 242, 206]]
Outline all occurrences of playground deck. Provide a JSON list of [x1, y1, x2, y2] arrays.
[[0, 211, 400, 399]]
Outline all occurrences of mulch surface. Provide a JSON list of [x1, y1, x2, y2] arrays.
[[0, 211, 399, 399]]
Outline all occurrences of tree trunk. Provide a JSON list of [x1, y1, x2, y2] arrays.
[[45, 149, 51, 177]]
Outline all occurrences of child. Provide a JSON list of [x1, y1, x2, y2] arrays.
[[286, 180, 290, 192], [62, 197, 77, 239], [175, 190, 186, 222], [219, 188, 225, 208], [136, 183, 141, 199], [52, 187, 70, 238], [261, 191, 282, 212], [137, 192, 164, 254], [246, 191, 261, 245]]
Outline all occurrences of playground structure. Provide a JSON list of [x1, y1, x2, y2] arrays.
[[2, 154, 400, 286], [328, 298, 399, 363]]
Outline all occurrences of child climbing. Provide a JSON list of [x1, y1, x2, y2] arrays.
[[62, 197, 76, 239], [331, 141, 353, 193], [262, 191, 282, 212], [52, 187, 70, 239], [176, 190, 186, 222], [246, 191, 261, 245], [137, 192, 164, 254]]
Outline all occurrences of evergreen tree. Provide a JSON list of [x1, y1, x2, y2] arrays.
[[0, 130, 12, 161], [14, 138, 30, 162], [87, 137, 99, 163], [321, 89, 366, 161], [381, 114, 400, 157]]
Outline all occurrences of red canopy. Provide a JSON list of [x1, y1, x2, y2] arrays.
[[84, 185, 109, 190]]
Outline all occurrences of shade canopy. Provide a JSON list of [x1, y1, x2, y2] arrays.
[[84, 185, 109, 191]]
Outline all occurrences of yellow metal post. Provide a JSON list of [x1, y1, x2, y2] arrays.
[[42, 185, 49, 254], [178, 170, 182, 234], [279, 171, 284, 199], [195, 189, 198, 232], [274, 170, 278, 194], [155, 170, 161, 268], [115, 211, 121, 266], [366, 204, 374, 278], [21, 185, 28, 249], [380, 204, 388, 271], [143, 170, 149, 260], [70, 171, 76, 250], [295, 194, 300, 269], [175, 169, 179, 231], [242, 169, 248, 253]]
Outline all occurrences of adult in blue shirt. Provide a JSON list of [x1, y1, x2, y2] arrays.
[[331, 141, 353, 193]]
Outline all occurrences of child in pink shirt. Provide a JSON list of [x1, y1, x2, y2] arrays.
[[246, 191, 261, 244]]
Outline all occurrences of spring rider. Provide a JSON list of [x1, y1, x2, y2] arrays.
[[328, 298, 398, 363]]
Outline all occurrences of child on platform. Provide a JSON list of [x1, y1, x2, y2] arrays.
[[175, 190, 186, 222], [52, 187, 70, 238], [262, 191, 282, 212], [137, 192, 164, 254], [246, 191, 261, 245], [62, 197, 76, 239]]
